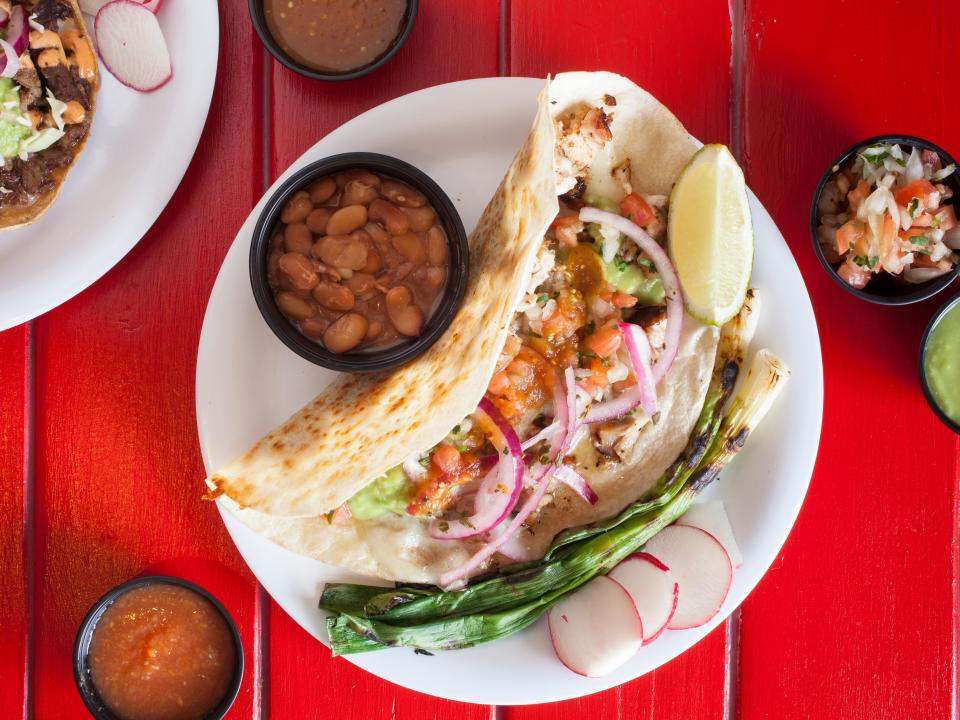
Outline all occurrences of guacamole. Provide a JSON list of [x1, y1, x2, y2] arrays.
[[348, 465, 413, 520], [604, 258, 665, 304], [0, 79, 29, 158], [924, 301, 960, 425]]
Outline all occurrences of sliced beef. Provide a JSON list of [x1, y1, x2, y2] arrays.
[[14, 62, 42, 110], [32, 0, 72, 28], [38, 63, 90, 109], [60, 121, 87, 150]]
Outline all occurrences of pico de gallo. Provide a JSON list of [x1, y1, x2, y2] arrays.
[[816, 142, 959, 289], [336, 101, 686, 587]]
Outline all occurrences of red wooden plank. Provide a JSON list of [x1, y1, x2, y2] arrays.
[[504, 0, 732, 717], [737, 1, 960, 718], [29, 0, 264, 715], [0, 325, 27, 717], [265, 1, 499, 717]]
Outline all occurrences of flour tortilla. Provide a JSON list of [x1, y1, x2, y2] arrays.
[[0, 0, 98, 231], [213, 72, 721, 583]]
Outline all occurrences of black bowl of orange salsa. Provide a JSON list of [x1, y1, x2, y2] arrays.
[[73, 576, 244, 720], [250, 0, 418, 81]]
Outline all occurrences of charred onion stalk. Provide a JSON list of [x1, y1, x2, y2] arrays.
[[320, 292, 789, 655]]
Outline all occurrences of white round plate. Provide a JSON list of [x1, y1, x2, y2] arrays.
[[196, 77, 823, 705], [0, 0, 218, 331]]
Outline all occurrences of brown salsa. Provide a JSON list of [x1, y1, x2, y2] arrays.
[[267, 168, 450, 354], [87, 584, 236, 720], [263, 0, 408, 74]]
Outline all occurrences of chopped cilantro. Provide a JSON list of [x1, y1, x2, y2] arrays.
[[867, 256, 879, 269], [852, 256, 868, 267], [585, 320, 596, 335], [908, 198, 920, 217], [614, 258, 627, 272], [452, 424, 461, 434], [910, 235, 929, 245], [536, 293, 549, 305]]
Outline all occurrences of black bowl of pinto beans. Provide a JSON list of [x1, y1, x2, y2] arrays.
[[250, 153, 469, 372]]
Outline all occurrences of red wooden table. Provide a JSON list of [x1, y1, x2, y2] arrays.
[[2, 0, 959, 717]]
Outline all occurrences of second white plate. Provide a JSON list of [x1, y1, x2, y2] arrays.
[[0, 0, 219, 330], [196, 77, 823, 705]]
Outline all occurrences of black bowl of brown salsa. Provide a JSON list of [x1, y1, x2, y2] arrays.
[[251, 0, 418, 80], [250, 152, 469, 372]]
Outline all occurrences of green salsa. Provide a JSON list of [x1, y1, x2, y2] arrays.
[[924, 301, 960, 425]]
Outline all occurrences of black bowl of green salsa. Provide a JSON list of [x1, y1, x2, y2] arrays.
[[919, 293, 960, 434]]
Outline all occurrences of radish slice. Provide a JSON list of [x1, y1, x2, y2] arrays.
[[608, 553, 679, 644], [554, 464, 598, 505], [644, 525, 733, 630], [140, 0, 163, 11], [548, 576, 642, 677], [579, 207, 683, 383], [429, 398, 523, 541], [678, 501, 743, 568], [96, 0, 172, 92], [0, 8, 9, 28]]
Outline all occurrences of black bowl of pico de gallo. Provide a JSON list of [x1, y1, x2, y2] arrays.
[[811, 134, 960, 305]]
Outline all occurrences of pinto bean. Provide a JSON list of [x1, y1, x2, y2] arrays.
[[380, 179, 426, 208], [313, 235, 369, 271], [276, 291, 316, 320], [391, 232, 426, 263], [299, 316, 329, 339], [326, 205, 368, 235], [364, 221, 391, 245], [283, 223, 313, 254], [345, 273, 376, 296], [385, 285, 425, 337], [335, 169, 381, 188], [425, 225, 448, 265], [312, 282, 355, 311], [425, 266, 446, 289], [280, 191, 312, 224], [365, 320, 384, 341], [305, 208, 332, 234], [323, 313, 368, 353], [341, 180, 379, 206], [308, 177, 337, 204], [369, 198, 410, 235], [400, 205, 437, 232], [278, 252, 319, 291]]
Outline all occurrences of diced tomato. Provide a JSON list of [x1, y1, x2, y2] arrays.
[[487, 346, 554, 420], [407, 452, 484, 516], [836, 220, 865, 255], [847, 180, 871, 213], [329, 504, 352, 524], [619, 193, 656, 227], [580, 358, 610, 395], [551, 215, 583, 247], [895, 179, 940, 210], [432, 443, 461, 475], [611, 291, 638, 308], [487, 371, 509, 395], [837, 258, 870, 288], [585, 323, 622, 358], [934, 205, 957, 231], [880, 214, 899, 268]]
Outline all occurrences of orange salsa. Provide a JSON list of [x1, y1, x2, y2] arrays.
[[88, 583, 236, 720]]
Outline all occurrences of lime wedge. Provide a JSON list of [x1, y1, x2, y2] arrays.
[[668, 144, 753, 325]]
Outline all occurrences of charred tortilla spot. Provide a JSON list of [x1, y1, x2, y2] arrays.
[[603, 94, 617, 106]]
